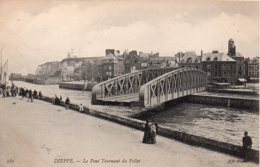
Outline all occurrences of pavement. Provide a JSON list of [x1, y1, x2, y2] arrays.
[[0, 96, 258, 167]]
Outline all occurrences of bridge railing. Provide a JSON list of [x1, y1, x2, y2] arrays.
[[92, 68, 177, 104], [139, 68, 207, 108]]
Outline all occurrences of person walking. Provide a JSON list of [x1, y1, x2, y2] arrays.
[[28, 90, 33, 102], [65, 97, 70, 109], [242, 131, 252, 162]]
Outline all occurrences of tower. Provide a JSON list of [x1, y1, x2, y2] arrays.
[[228, 38, 236, 57]]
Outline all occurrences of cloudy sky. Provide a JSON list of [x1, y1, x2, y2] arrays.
[[0, 0, 259, 74]]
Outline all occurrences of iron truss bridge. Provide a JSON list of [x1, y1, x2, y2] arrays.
[[92, 67, 207, 108]]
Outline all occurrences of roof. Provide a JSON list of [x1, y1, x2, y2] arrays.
[[202, 52, 236, 62], [124, 53, 143, 63], [177, 51, 201, 63], [249, 57, 260, 64]]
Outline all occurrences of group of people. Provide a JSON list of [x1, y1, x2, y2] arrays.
[[52, 95, 63, 105], [1, 83, 43, 103], [52, 94, 71, 110], [143, 120, 158, 144], [19, 88, 42, 102], [1, 84, 18, 97]]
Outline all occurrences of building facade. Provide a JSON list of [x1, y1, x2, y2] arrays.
[[124, 51, 143, 73], [124, 50, 177, 73], [248, 57, 259, 79], [98, 50, 124, 81], [202, 51, 237, 84]]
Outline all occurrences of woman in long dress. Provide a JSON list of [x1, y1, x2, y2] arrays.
[[150, 123, 157, 144], [143, 120, 150, 143]]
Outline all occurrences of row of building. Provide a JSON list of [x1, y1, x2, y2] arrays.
[[30, 49, 177, 83], [177, 39, 259, 84], [10, 39, 259, 85]]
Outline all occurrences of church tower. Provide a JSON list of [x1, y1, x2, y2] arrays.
[[227, 38, 236, 57]]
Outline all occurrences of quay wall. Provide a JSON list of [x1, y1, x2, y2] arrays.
[[186, 95, 259, 111], [38, 95, 259, 163], [207, 88, 257, 95], [59, 82, 94, 91]]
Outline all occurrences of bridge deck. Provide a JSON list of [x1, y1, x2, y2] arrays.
[[100, 93, 139, 103]]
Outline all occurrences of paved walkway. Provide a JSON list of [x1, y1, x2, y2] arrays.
[[0, 97, 257, 167]]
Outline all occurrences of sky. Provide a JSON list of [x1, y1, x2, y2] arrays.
[[0, 0, 259, 74]]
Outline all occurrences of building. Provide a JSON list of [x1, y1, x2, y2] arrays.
[[99, 50, 124, 81], [124, 50, 176, 73], [248, 57, 259, 80], [226, 38, 247, 83], [176, 51, 202, 70], [106, 49, 120, 57], [124, 51, 143, 73], [202, 51, 237, 84]]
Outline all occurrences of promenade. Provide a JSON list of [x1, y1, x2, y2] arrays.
[[0, 97, 257, 167]]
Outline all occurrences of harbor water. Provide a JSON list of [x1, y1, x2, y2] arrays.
[[13, 81, 259, 150]]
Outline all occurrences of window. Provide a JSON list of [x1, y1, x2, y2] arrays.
[[207, 64, 211, 69], [224, 72, 226, 76], [213, 57, 218, 61], [215, 64, 218, 69], [215, 72, 217, 76], [206, 57, 211, 61], [187, 57, 192, 63], [207, 72, 211, 76]]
